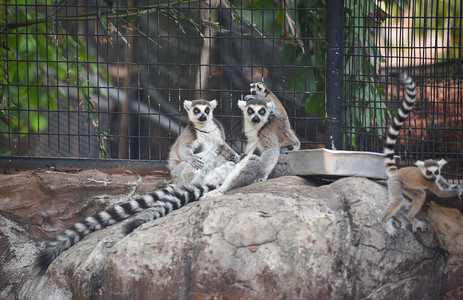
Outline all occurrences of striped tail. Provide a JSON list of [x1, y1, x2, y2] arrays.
[[37, 184, 185, 272], [124, 183, 218, 234], [384, 72, 417, 176]]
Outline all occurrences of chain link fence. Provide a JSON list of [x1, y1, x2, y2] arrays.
[[344, 0, 463, 180], [1, 1, 462, 180]]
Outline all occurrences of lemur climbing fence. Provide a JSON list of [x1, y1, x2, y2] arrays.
[[1, 1, 462, 180]]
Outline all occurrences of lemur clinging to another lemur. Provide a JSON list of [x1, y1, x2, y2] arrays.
[[37, 99, 238, 272], [249, 82, 301, 152], [378, 72, 463, 237]]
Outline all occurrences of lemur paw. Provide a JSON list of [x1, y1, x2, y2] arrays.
[[244, 94, 256, 101], [191, 157, 204, 170], [280, 147, 289, 154], [379, 218, 398, 238], [206, 189, 223, 198], [232, 154, 241, 163], [458, 189, 463, 200], [250, 82, 267, 97], [281, 143, 300, 153], [258, 175, 269, 182], [411, 219, 428, 233]]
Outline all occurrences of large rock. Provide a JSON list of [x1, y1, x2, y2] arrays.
[[1, 171, 463, 299], [0, 169, 170, 300]]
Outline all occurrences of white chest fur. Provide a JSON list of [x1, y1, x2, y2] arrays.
[[191, 121, 223, 154], [243, 120, 260, 154]]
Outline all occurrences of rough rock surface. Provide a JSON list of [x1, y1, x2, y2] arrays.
[[1, 170, 463, 299]]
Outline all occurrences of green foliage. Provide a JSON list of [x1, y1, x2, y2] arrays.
[[376, 0, 462, 60], [234, 0, 327, 117], [290, 0, 326, 117], [344, 0, 388, 148], [237, 0, 386, 149], [0, 0, 232, 157], [413, 0, 462, 59], [0, 1, 104, 138]]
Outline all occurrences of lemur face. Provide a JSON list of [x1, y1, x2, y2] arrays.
[[415, 159, 446, 181], [184, 99, 217, 123], [249, 82, 269, 97], [247, 105, 267, 123], [238, 98, 274, 126]]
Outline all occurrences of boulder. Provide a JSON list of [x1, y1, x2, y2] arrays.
[[1, 171, 463, 299]]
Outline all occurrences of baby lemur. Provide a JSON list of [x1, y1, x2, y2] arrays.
[[250, 82, 300, 152], [378, 72, 463, 237]]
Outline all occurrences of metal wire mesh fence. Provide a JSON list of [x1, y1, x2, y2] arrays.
[[343, 0, 463, 181], [1, 1, 462, 181], [0, 0, 326, 167]]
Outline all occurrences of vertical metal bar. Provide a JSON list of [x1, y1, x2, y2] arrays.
[[325, 0, 344, 150]]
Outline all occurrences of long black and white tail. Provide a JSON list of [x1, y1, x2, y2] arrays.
[[124, 183, 217, 234], [37, 183, 216, 271], [384, 72, 417, 176]]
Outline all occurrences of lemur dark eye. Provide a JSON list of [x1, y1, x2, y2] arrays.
[[258, 108, 266, 115], [248, 108, 254, 114], [205, 107, 210, 114], [435, 170, 439, 175], [426, 170, 432, 176], [193, 108, 200, 114]]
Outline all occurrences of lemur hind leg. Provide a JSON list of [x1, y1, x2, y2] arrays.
[[268, 153, 291, 179], [406, 189, 428, 233], [379, 177, 406, 237], [171, 162, 197, 186], [211, 154, 261, 194]]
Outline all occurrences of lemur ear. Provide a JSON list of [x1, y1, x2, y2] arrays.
[[210, 100, 217, 110], [237, 100, 247, 110], [415, 160, 425, 168], [437, 159, 447, 167], [183, 100, 192, 111]]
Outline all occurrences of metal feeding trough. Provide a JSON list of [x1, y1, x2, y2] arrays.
[[288, 148, 388, 180]]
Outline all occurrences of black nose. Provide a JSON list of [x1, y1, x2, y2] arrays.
[[252, 116, 260, 123], [198, 114, 207, 122]]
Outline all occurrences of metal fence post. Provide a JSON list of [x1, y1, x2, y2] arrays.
[[325, 0, 344, 150]]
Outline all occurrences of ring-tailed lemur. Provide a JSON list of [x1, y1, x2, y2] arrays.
[[169, 99, 239, 186], [37, 100, 237, 271], [208, 96, 292, 196], [106, 93, 299, 239], [378, 72, 463, 237], [249, 82, 300, 152]]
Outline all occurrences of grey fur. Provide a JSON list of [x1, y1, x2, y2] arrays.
[[125, 182, 217, 234], [210, 97, 292, 195], [168, 99, 239, 186]]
